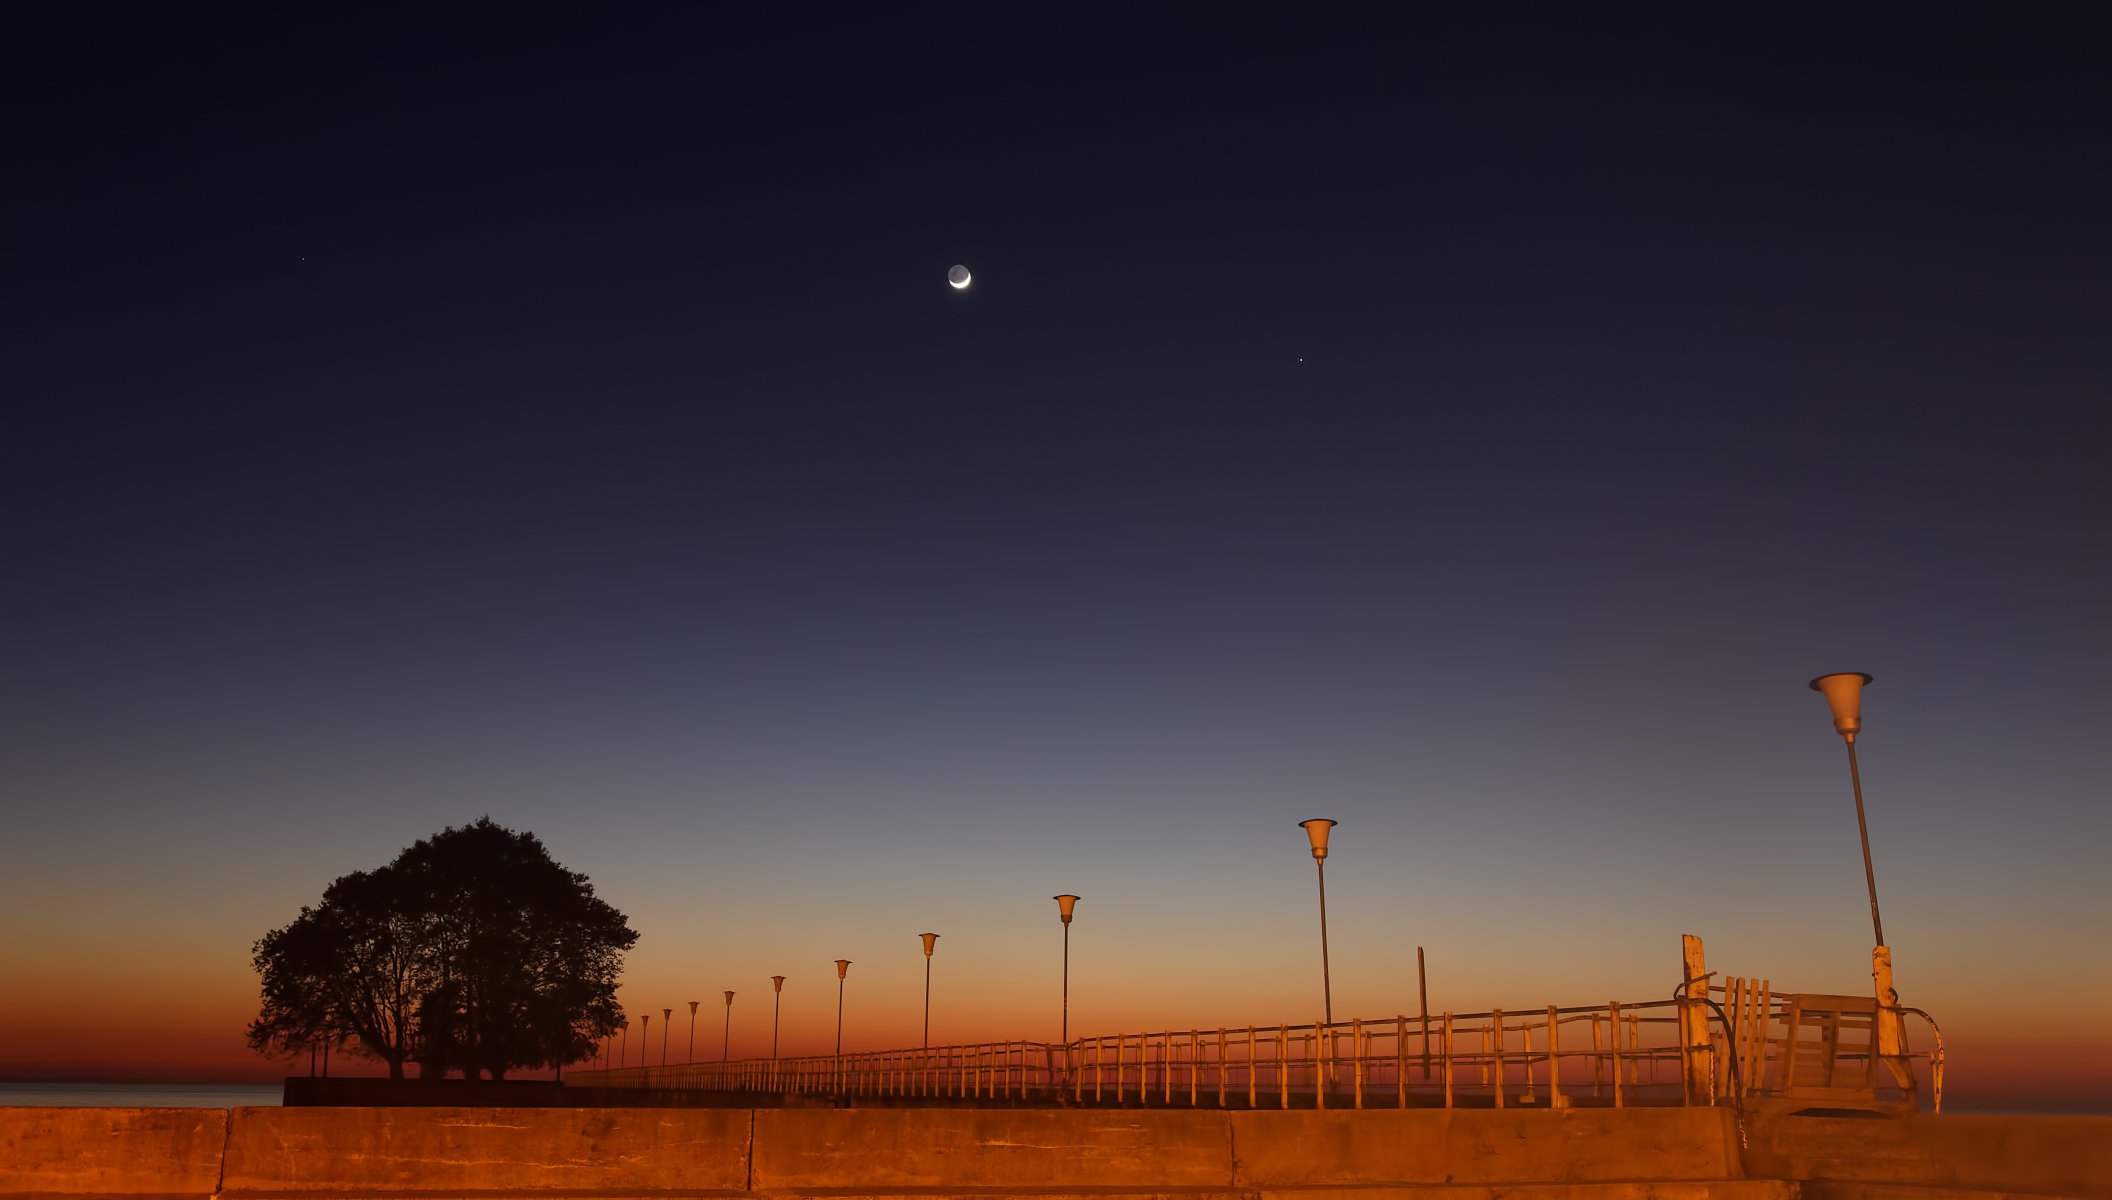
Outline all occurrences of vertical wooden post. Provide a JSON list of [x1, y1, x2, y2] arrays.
[[1441, 1012, 1454, 1108], [1609, 1002, 1625, 1108], [1218, 1028, 1227, 1108], [1353, 1018, 1365, 1109], [1680, 933, 1711, 1105], [1233, 1026, 1250, 1107], [1279, 1024, 1289, 1109], [1396, 1015, 1407, 1109], [1547, 1005, 1563, 1108], [1873, 945, 1918, 1103], [1492, 1010, 1506, 1109], [1591, 1012, 1605, 1096], [1519, 1020, 1535, 1105], [1315, 1021, 1327, 1109]]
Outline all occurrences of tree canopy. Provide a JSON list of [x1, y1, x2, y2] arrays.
[[248, 818, 635, 1080]]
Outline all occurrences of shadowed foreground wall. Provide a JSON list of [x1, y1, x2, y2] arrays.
[[0, 1106, 2106, 1199]]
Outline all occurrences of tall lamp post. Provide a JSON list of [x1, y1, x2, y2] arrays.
[[833, 960, 852, 1094], [770, 976, 786, 1060], [620, 1019, 630, 1068], [722, 991, 735, 1061], [1809, 670, 1915, 1099], [919, 933, 940, 1047], [1053, 895, 1080, 1049], [1300, 819, 1338, 1025], [660, 1009, 672, 1067], [686, 1001, 699, 1064], [1810, 672, 1885, 947], [638, 1014, 649, 1070]]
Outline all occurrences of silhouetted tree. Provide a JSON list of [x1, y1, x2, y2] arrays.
[[248, 819, 634, 1080]]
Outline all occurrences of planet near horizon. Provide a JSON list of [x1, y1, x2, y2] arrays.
[[947, 264, 971, 290]]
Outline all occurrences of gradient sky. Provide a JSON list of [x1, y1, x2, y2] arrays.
[[3, 7, 2107, 1112]]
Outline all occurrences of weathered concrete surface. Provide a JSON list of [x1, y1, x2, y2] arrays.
[[0, 1106, 227, 1196], [1230, 1109, 1741, 1186], [218, 1106, 751, 1195], [751, 1108, 1234, 1190], [1743, 1111, 2112, 1200], [1245, 1186, 1796, 1200]]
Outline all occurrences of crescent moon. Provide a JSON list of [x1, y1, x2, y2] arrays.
[[948, 265, 971, 290]]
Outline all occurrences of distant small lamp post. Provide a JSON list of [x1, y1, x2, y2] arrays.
[[834, 959, 853, 1093], [1300, 819, 1338, 1025], [770, 976, 786, 1060], [1810, 672, 1886, 947], [919, 932, 940, 1048], [660, 1008, 672, 1066], [687, 1000, 700, 1063], [722, 990, 735, 1061], [624, 1017, 635, 1069]]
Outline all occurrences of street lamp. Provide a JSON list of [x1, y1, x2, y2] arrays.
[[687, 1000, 699, 1063], [635, 1016, 647, 1069], [1052, 895, 1080, 1045], [1300, 819, 1338, 1025], [834, 960, 852, 1093], [770, 976, 786, 1060], [661, 1008, 672, 1067], [1810, 672, 1886, 947], [722, 991, 735, 1061], [919, 932, 940, 1048]]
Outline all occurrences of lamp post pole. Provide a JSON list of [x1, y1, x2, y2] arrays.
[[660, 1009, 671, 1067], [1810, 672, 1885, 947], [1300, 819, 1338, 1025], [833, 960, 852, 1095], [686, 1001, 699, 1064], [919, 933, 940, 1048], [1053, 894, 1080, 1091], [770, 976, 786, 1060], [637, 1016, 649, 1069], [722, 991, 735, 1061]]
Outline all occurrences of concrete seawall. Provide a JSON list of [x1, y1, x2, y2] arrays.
[[0, 1105, 2105, 1199]]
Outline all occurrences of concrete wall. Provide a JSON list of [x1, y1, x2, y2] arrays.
[[2, 1104, 2106, 1199], [1744, 1110, 2112, 1200], [1229, 1109, 1741, 1186], [221, 1106, 751, 1195], [0, 1106, 227, 1196]]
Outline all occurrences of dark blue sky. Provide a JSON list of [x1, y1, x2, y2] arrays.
[[3, 6, 2108, 1100]]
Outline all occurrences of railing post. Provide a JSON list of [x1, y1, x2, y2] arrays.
[[1396, 1015, 1407, 1109], [1873, 945, 1919, 1105], [1492, 1009, 1506, 1109], [1315, 1021, 1327, 1109], [1609, 1001, 1625, 1108], [1547, 1005, 1563, 1108], [1441, 1012, 1454, 1108], [1680, 934, 1712, 1106]]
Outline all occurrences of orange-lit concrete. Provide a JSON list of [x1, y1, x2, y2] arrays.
[[219, 1106, 751, 1194], [0, 1106, 227, 1196], [1, 1106, 2108, 1198]]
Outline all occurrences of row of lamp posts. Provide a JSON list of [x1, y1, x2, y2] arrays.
[[594, 675, 1892, 1089]]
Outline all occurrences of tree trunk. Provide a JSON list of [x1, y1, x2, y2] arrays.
[[387, 1056, 404, 1081]]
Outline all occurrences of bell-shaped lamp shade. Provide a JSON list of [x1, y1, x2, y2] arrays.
[[771, 975, 786, 992], [1300, 818, 1338, 862], [834, 958, 852, 979], [1809, 672, 1874, 742], [920, 932, 940, 956], [1053, 894, 1080, 924], [724, 990, 735, 1006], [661, 1007, 671, 1021], [688, 1000, 699, 1014]]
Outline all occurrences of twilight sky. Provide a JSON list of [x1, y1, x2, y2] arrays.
[[3, 7, 2107, 1111]]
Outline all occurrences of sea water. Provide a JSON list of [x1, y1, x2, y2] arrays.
[[0, 1081, 282, 1107]]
